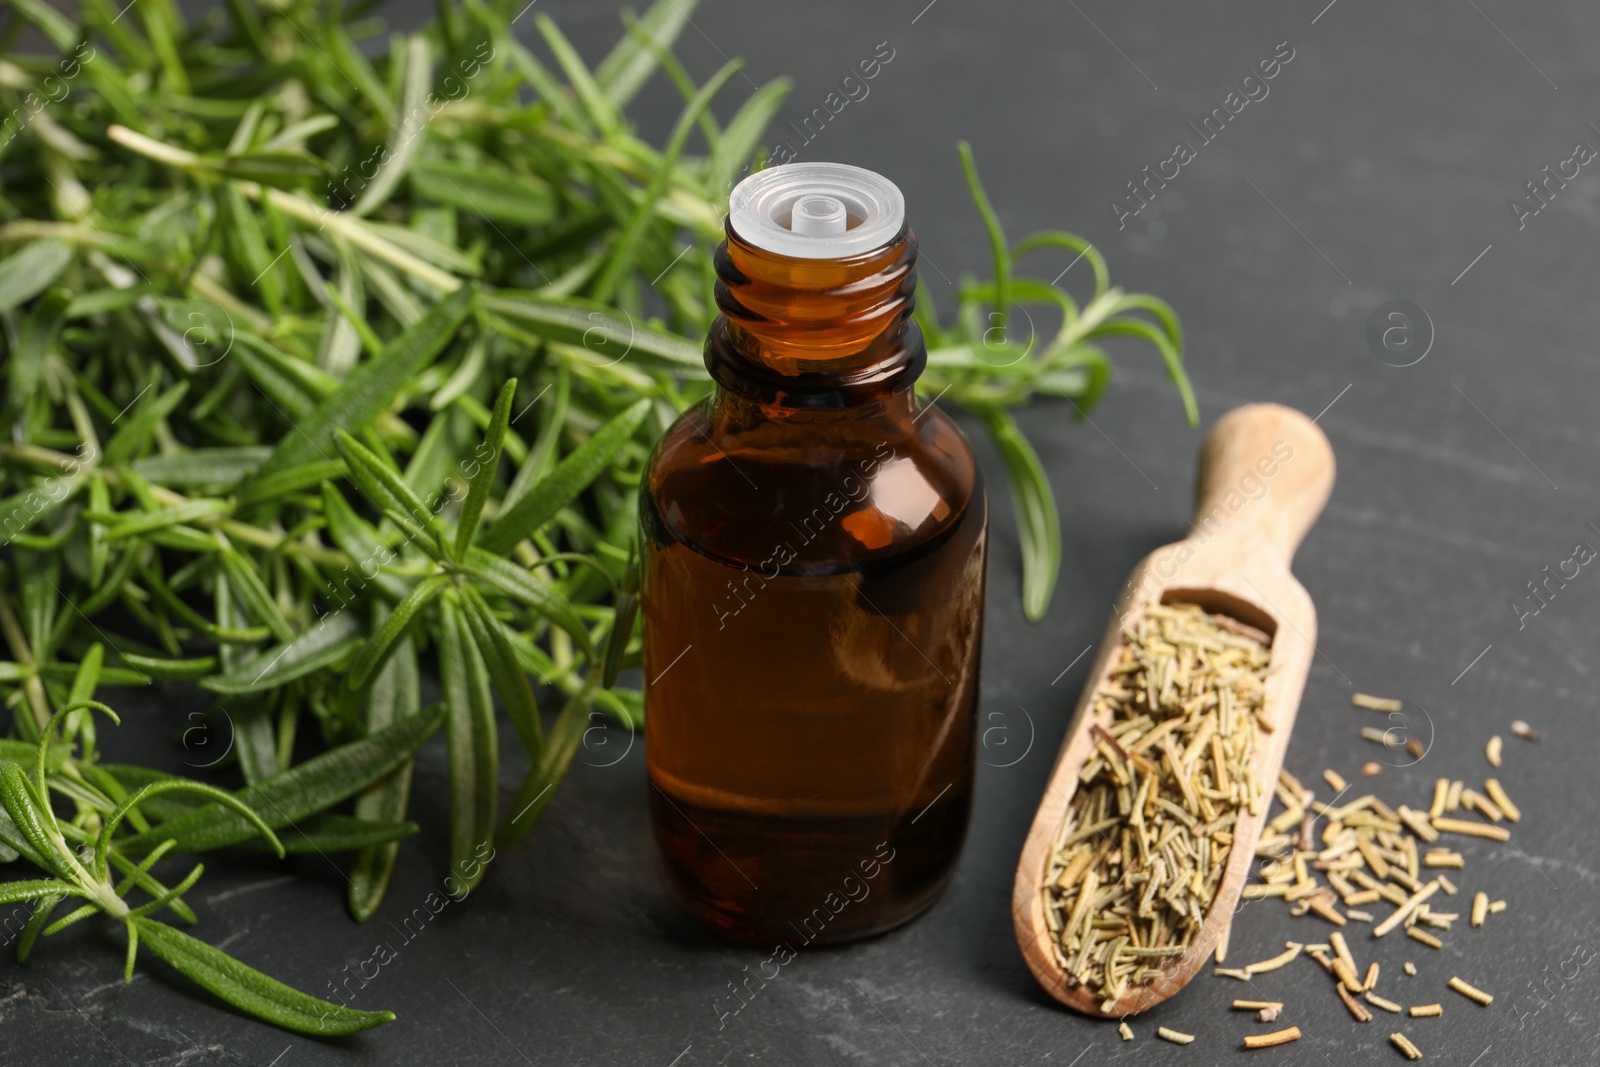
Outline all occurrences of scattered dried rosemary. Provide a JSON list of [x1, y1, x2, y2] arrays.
[[1390, 1032, 1424, 1060], [1221, 731, 1525, 1047], [1243, 1025, 1301, 1049], [1042, 602, 1272, 1008], [1448, 976, 1494, 1005]]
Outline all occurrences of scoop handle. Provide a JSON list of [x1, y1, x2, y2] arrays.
[[1191, 403, 1335, 566]]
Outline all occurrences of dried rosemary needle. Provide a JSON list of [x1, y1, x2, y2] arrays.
[[1390, 1032, 1424, 1060]]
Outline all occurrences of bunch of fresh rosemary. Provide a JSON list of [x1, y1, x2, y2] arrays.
[[0, 0, 1194, 1034]]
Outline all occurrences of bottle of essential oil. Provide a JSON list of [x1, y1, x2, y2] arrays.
[[641, 163, 987, 945]]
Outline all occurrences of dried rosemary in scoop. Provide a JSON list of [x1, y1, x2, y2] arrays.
[[1042, 602, 1272, 1008]]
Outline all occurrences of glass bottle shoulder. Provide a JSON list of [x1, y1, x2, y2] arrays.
[[642, 398, 983, 573]]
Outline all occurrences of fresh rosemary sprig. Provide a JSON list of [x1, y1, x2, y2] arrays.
[[922, 142, 1198, 619], [0, 693, 427, 1034], [0, 0, 1194, 1033]]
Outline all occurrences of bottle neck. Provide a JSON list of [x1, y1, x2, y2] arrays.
[[706, 379, 919, 431], [706, 221, 924, 412]]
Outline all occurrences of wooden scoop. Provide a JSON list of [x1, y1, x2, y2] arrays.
[[1012, 402, 1335, 1017]]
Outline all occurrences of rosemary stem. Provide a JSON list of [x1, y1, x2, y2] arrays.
[[105, 124, 464, 293], [0, 588, 51, 731], [251, 184, 463, 293]]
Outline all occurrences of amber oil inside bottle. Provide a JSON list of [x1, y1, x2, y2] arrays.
[[641, 164, 987, 946]]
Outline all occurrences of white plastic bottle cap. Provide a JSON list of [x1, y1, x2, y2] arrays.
[[728, 162, 905, 259]]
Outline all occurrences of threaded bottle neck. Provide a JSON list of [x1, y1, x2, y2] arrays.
[[707, 222, 924, 409]]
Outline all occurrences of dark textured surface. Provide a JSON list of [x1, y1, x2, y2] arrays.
[[7, 1, 1600, 1063]]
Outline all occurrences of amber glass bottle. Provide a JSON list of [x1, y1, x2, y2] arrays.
[[641, 164, 987, 946]]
